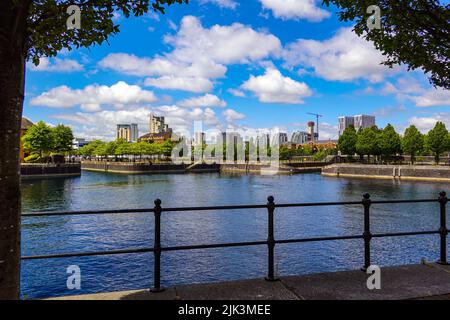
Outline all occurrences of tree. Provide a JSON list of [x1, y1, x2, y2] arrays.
[[401, 125, 424, 164], [426, 122, 449, 164], [21, 121, 53, 158], [77, 140, 104, 157], [323, 1, 449, 89], [356, 126, 380, 160], [378, 124, 402, 160], [0, 0, 186, 299], [338, 125, 357, 155], [52, 124, 74, 153]]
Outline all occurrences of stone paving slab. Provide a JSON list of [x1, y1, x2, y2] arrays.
[[281, 263, 450, 300], [46, 263, 450, 300]]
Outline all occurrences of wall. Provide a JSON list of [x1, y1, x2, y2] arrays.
[[21, 164, 81, 179], [322, 164, 450, 181]]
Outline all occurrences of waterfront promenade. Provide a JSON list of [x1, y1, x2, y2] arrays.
[[48, 263, 450, 300]]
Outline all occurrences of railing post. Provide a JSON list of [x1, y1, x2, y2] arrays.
[[151, 199, 165, 292], [265, 196, 279, 281], [361, 193, 372, 271], [438, 191, 448, 265]]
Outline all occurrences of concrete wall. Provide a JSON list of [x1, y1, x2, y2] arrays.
[[221, 162, 323, 174], [322, 164, 450, 181], [81, 161, 220, 174], [21, 164, 81, 179]]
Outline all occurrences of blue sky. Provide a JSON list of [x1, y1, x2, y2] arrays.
[[24, 0, 450, 141]]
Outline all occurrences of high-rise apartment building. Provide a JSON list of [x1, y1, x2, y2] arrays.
[[150, 114, 170, 134], [193, 132, 206, 146], [354, 115, 376, 132], [338, 115, 375, 136], [117, 124, 139, 142]]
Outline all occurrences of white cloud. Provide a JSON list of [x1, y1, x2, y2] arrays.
[[228, 88, 246, 97], [222, 109, 246, 122], [166, 16, 281, 65], [98, 16, 281, 92], [241, 68, 312, 104], [99, 53, 226, 79], [199, 0, 238, 9], [144, 76, 214, 93], [259, 0, 330, 22], [283, 27, 397, 82], [408, 114, 450, 133], [410, 88, 450, 107], [178, 94, 227, 108], [30, 81, 158, 111], [51, 105, 223, 141], [378, 76, 450, 107], [28, 57, 84, 73]]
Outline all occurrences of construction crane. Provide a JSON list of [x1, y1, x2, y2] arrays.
[[307, 113, 323, 141]]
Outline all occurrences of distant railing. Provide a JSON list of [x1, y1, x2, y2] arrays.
[[21, 192, 449, 293]]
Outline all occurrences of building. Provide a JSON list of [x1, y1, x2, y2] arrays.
[[291, 131, 310, 144], [72, 138, 92, 150], [20, 117, 34, 162], [117, 124, 139, 142], [291, 122, 318, 145], [150, 114, 170, 134], [338, 116, 355, 136], [193, 132, 206, 147], [307, 122, 319, 142], [338, 115, 375, 136], [354, 115, 376, 132], [222, 132, 244, 146], [139, 132, 172, 144], [272, 132, 288, 145]]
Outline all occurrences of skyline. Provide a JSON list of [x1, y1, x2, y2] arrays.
[[23, 0, 450, 141]]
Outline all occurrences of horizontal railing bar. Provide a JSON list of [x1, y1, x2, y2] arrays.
[[276, 235, 363, 244], [22, 208, 155, 217], [22, 229, 443, 260], [21, 199, 440, 217], [21, 247, 154, 260], [162, 205, 268, 212], [275, 201, 362, 208]]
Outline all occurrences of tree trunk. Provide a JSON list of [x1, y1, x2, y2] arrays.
[[0, 0, 29, 299]]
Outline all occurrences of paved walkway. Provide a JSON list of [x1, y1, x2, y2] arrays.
[[48, 263, 450, 300]]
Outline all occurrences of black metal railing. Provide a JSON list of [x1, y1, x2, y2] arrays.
[[21, 192, 449, 293]]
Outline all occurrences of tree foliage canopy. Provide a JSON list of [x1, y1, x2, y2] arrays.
[[401, 125, 424, 163], [338, 125, 357, 155], [425, 121, 449, 163], [356, 126, 380, 156], [22, 121, 74, 157], [378, 124, 402, 157], [22, 121, 53, 156], [323, 0, 450, 89], [52, 124, 74, 153]]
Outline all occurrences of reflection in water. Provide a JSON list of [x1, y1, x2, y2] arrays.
[[21, 171, 449, 298]]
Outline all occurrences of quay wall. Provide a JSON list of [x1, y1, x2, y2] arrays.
[[21, 164, 81, 179], [220, 162, 324, 174], [81, 161, 326, 175], [322, 164, 450, 182], [81, 161, 220, 174]]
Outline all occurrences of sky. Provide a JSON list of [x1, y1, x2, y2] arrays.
[[23, 0, 450, 141]]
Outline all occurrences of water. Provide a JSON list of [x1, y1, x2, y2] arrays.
[[20, 171, 449, 298]]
